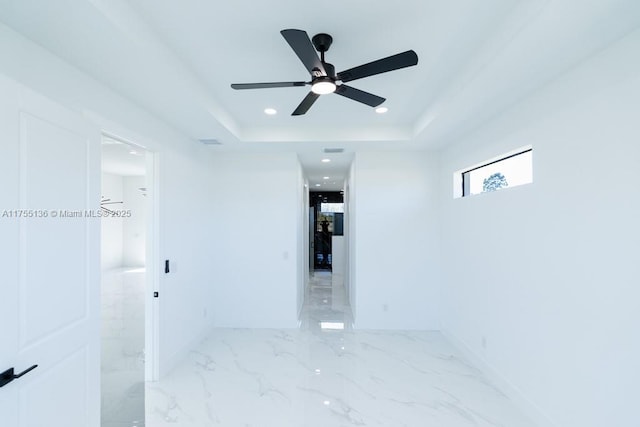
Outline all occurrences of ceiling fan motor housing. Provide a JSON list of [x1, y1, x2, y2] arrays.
[[312, 33, 333, 53], [321, 62, 335, 79]]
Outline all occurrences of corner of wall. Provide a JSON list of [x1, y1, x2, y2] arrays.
[[442, 329, 558, 427]]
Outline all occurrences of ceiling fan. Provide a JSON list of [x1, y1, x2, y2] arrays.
[[231, 29, 418, 116]]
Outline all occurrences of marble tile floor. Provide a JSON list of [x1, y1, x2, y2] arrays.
[[102, 267, 146, 427], [146, 271, 536, 426]]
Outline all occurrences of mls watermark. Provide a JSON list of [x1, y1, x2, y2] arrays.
[[1, 209, 132, 219]]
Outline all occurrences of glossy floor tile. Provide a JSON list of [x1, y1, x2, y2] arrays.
[[146, 272, 535, 426], [102, 268, 146, 427]]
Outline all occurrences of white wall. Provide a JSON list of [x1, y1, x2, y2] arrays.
[[158, 143, 218, 373], [101, 174, 146, 269], [351, 151, 441, 330], [331, 236, 345, 278], [101, 173, 124, 270], [207, 152, 301, 329], [122, 176, 146, 267], [345, 163, 355, 316], [438, 29, 640, 427], [0, 23, 219, 377], [299, 174, 309, 318]]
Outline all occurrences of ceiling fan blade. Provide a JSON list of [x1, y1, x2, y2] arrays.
[[292, 92, 320, 116], [281, 29, 327, 76], [231, 82, 307, 90], [335, 85, 385, 107], [337, 50, 418, 83]]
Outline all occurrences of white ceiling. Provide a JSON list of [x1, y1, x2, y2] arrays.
[[1, 0, 639, 190], [102, 136, 147, 176]]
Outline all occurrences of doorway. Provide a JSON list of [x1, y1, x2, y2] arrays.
[[100, 135, 154, 427], [301, 190, 352, 330]]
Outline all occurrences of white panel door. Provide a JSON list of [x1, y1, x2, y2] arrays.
[[0, 75, 100, 427]]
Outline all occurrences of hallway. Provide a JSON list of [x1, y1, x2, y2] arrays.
[[299, 271, 353, 332], [145, 273, 535, 426]]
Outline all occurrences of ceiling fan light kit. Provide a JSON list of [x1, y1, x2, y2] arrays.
[[311, 79, 336, 95], [231, 29, 418, 116]]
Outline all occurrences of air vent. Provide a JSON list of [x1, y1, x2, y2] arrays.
[[323, 148, 344, 153], [198, 139, 222, 145]]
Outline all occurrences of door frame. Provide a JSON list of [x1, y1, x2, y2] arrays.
[[100, 132, 160, 382], [145, 148, 160, 381]]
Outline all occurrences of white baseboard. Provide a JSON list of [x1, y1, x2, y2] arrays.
[[442, 329, 558, 427]]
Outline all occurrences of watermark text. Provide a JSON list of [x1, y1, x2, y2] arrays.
[[1, 209, 132, 219]]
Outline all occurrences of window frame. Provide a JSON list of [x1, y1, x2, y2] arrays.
[[459, 148, 533, 197]]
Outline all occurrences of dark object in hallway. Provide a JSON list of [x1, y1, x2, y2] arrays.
[[319, 219, 331, 269], [311, 191, 343, 271]]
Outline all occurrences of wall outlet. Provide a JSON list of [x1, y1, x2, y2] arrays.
[[481, 336, 487, 349], [203, 308, 208, 318], [382, 304, 389, 312]]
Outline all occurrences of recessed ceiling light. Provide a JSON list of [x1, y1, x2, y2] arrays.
[[315, 184, 321, 187], [264, 108, 277, 115], [323, 176, 329, 180], [321, 158, 331, 163], [375, 106, 388, 114], [129, 150, 138, 155]]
